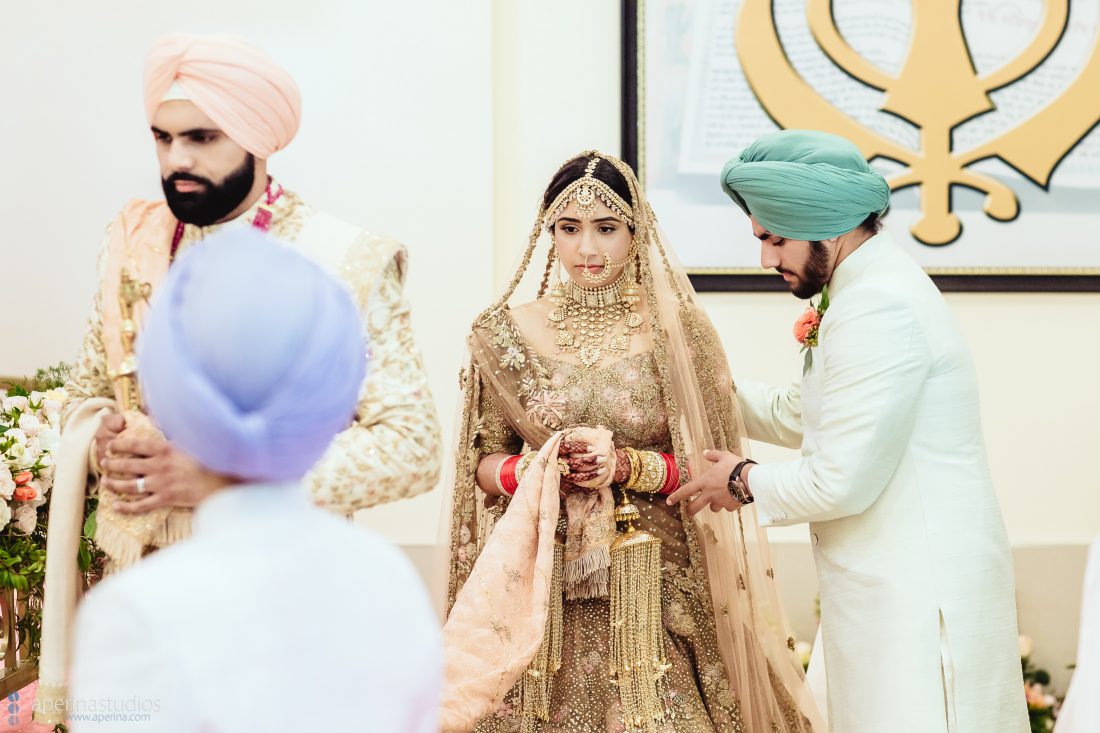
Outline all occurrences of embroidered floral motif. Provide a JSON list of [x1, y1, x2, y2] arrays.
[[524, 389, 567, 430], [501, 345, 526, 370], [664, 597, 696, 637]]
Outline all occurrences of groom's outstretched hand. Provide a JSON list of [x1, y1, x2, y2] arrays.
[[666, 449, 744, 516]]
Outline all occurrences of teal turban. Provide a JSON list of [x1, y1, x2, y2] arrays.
[[720, 129, 890, 241]]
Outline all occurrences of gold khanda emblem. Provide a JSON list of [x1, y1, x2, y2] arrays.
[[738, 0, 1100, 245], [110, 268, 152, 412]]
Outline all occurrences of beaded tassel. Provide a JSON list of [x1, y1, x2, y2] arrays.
[[519, 540, 565, 730], [610, 492, 671, 732]]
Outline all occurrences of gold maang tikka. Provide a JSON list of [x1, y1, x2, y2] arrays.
[[544, 156, 637, 285]]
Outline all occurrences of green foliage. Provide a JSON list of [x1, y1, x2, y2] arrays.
[[29, 363, 72, 392], [0, 497, 103, 662], [3, 362, 71, 395], [0, 362, 101, 661]]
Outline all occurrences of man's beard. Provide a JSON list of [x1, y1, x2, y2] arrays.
[[162, 154, 256, 226], [781, 241, 831, 299]]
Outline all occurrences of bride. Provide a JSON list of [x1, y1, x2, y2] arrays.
[[440, 151, 823, 733]]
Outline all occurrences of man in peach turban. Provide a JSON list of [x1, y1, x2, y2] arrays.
[[35, 34, 441, 725]]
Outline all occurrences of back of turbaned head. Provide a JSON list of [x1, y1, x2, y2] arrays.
[[138, 228, 365, 482]]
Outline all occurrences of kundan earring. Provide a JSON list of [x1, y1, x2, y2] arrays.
[[549, 251, 567, 322]]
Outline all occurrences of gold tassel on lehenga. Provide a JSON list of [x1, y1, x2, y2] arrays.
[[518, 540, 564, 731], [610, 491, 670, 732]]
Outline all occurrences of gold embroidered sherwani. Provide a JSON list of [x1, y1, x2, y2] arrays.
[[64, 184, 442, 516]]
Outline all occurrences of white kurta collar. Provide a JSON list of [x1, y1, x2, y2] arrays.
[[827, 232, 890, 299], [192, 480, 309, 536]]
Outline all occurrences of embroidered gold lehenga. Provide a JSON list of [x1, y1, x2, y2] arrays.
[[441, 153, 823, 733]]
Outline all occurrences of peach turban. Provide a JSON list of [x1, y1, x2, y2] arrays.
[[144, 34, 302, 159]]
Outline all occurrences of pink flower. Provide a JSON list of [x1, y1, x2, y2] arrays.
[[525, 389, 567, 430], [12, 504, 37, 534], [13, 485, 36, 502], [1025, 682, 1051, 710], [793, 308, 821, 345], [12, 471, 32, 487]]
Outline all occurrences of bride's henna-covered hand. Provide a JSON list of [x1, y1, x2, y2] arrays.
[[556, 438, 606, 492], [559, 439, 591, 457], [559, 438, 601, 480], [561, 426, 616, 490]]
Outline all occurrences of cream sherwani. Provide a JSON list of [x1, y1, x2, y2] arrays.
[[739, 234, 1027, 732], [69, 482, 441, 732], [64, 184, 442, 512]]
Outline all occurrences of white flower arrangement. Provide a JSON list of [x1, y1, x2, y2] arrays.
[[0, 387, 66, 533]]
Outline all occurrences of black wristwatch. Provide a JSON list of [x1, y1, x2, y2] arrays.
[[727, 459, 757, 505]]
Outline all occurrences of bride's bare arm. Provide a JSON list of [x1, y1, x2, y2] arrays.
[[476, 452, 512, 497]]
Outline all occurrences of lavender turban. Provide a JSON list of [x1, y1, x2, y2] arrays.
[[138, 229, 365, 481]]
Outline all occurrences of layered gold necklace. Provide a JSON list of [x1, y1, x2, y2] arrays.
[[548, 278, 643, 368]]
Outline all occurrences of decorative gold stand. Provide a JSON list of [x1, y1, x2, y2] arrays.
[[0, 588, 37, 697]]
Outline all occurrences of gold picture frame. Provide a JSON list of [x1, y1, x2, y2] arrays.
[[621, 0, 1100, 291]]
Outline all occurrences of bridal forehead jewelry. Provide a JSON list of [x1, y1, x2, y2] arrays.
[[545, 155, 638, 284], [544, 156, 636, 231]]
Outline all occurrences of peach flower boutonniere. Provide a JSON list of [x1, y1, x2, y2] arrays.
[[794, 286, 829, 352]]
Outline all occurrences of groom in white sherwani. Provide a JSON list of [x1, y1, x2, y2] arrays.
[[669, 130, 1027, 733]]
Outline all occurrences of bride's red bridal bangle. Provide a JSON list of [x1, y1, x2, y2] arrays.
[[496, 454, 522, 496], [660, 453, 681, 494]]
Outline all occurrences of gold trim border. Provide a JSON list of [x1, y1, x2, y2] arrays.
[[633, 1, 1100, 281]]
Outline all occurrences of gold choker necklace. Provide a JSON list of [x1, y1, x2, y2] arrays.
[[565, 279, 625, 307], [548, 276, 643, 368]]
